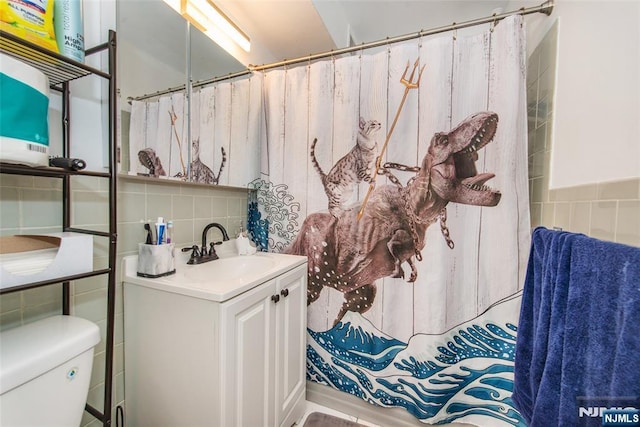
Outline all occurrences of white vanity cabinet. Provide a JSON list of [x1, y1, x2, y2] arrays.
[[221, 265, 307, 427], [123, 255, 307, 427]]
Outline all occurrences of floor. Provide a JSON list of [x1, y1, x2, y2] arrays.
[[298, 401, 380, 427]]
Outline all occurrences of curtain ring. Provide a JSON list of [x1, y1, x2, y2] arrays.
[[452, 23, 457, 41], [490, 13, 497, 32]]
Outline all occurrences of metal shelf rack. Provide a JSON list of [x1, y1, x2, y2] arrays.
[[0, 29, 117, 427]]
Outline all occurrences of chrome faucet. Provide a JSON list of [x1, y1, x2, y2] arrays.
[[182, 223, 230, 265]]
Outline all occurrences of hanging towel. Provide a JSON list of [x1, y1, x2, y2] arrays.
[[513, 227, 640, 426]]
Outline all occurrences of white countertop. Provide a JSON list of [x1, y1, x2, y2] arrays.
[[122, 247, 306, 302]]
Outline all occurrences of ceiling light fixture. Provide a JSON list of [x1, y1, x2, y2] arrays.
[[163, 0, 251, 53]]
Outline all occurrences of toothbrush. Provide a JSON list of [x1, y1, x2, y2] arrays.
[[156, 217, 165, 245], [144, 223, 153, 245]]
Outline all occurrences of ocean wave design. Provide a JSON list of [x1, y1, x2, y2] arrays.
[[307, 296, 525, 426]]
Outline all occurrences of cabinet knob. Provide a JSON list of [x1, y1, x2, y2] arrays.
[[280, 289, 289, 298], [271, 294, 280, 303]]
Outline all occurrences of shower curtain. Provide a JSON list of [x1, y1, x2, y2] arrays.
[[258, 15, 530, 426]]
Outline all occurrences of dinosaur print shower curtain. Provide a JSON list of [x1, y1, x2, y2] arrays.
[[257, 15, 529, 426]]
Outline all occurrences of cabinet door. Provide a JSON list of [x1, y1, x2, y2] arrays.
[[221, 280, 277, 427], [275, 264, 307, 427]]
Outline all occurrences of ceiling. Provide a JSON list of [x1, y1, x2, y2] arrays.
[[215, 0, 541, 67], [118, 0, 545, 91]]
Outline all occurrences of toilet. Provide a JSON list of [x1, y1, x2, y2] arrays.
[[0, 315, 100, 426]]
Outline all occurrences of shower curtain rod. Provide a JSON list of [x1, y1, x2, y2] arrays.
[[129, 0, 553, 102]]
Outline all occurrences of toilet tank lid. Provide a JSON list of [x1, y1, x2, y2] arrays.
[[0, 315, 100, 395]]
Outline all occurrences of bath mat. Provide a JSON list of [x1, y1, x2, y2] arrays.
[[303, 412, 367, 427]]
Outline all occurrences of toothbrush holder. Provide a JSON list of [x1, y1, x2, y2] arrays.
[[137, 243, 176, 278]]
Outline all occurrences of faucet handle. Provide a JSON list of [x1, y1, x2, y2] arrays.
[[182, 245, 200, 257], [208, 242, 219, 260]]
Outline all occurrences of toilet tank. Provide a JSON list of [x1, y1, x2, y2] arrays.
[[0, 315, 100, 427]]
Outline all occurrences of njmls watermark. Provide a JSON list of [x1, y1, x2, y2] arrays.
[[577, 397, 640, 426]]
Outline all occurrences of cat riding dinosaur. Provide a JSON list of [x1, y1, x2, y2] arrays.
[[286, 111, 502, 325]]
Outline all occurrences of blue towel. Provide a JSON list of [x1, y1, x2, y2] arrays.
[[513, 227, 640, 426]]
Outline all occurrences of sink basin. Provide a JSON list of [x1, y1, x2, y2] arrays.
[[182, 255, 275, 283], [122, 251, 306, 302]]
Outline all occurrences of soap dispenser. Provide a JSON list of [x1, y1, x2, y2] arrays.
[[236, 225, 250, 255]]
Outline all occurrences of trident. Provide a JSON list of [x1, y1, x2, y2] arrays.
[[357, 59, 425, 221], [168, 107, 187, 178]]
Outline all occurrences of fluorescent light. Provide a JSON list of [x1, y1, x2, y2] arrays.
[[177, 0, 251, 52]]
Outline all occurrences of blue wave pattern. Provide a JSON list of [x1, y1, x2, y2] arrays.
[[307, 307, 526, 426]]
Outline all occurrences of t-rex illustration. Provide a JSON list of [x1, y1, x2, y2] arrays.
[[286, 111, 502, 325], [138, 148, 166, 178]]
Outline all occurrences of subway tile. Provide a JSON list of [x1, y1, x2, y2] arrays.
[[228, 197, 246, 216], [540, 170, 550, 203], [172, 194, 194, 220], [545, 119, 555, 152], [114, 362, 125, 405], [530, 177, 543, 203], [118, 222, 147, 254], [527, 107, 537, 133], [23, 283, 62, 307], [115, 311, 124, 346], [0, 291, 21, 312], [616, 200, 640, 247], [0, 228, 21, 236], [118, 191, 147, 223], [533, 122, 547, 154], [590, 201, 617, 242], [597, 178, 640, 200], [146, 194, 172, 222], [117, 178, 146, 193], [527, 129, 536, 156], [549, 184, 597, 202], [536, 97, 549, 129], [84, 384, 105, 424], [23, 301, 63, 323], [73, 288, 107, 324], [194, 196, 213, 219], [146, 180, 181, 195], [172, 219, 195, 246], [73, 274, 107, 295], [93, 234, 110, 260], [21, 189, 63, 227], [570, 202, 591, 235], [115, 281, 124, 317], [73, 190, 109, 226], [211, 197, 228, 217], [0, 310, 23, 331], [90, 346, 106, 386], [0, 174, 33, 187], [70, 176, 102, 192], [92, 254, 109, 272], [33, 176, 62, 190], [181, 184, 217, 197], [538, 68, 554, 104], [541, 202, 555, 227], [531, 151, 545, 179], [554, 202, 571, 231], [0, 187, 20, 229]]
